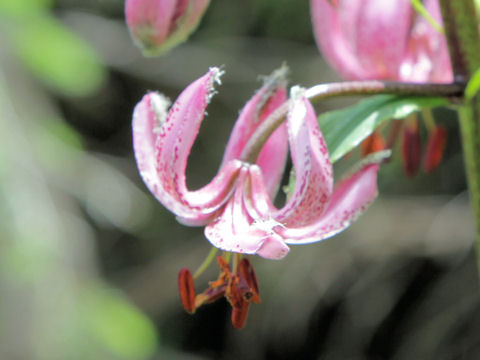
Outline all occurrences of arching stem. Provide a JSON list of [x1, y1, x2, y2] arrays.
[[240, 80, 463, 163]]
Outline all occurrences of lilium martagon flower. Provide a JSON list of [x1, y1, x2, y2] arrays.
[[132, 67, 385, 328]]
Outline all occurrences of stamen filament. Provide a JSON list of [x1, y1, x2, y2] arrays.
[[193, 247, 219, 279]]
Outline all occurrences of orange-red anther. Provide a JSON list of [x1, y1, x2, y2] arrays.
[[401, 124, 421, 177], [360, 131, 385, 157], [216, 256, 231, 273], [231, 299, 250, 329], [238, 258, 261, 304], [178, 268, 196, 314], [423, 125, 447, 173]]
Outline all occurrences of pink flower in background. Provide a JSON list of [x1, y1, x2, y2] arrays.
[[310, 0, 453, 82], [132, 68, 382, 259], [125, 0, 210, 56]]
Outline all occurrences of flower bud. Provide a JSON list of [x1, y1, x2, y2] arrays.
[[401, 120, 422, 177], [178, 268, 196, 313], [360, 131, 385, 157], [125, 0, 210, 56], [423, 125, 447, 173]]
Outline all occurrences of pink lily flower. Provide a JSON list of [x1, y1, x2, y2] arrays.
[[133, 68, 381, 259], [310, 0, 453, 82], [125, 0, 210, 56]]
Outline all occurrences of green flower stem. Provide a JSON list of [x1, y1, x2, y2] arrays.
[[439, 0, 480, 272], [240, 81, 463, 164]]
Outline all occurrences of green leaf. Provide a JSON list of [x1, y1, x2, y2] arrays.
[[0, 0, 53, 17], [465, 67, 480, 100], [81, 286, 158, 359], [409, 0, 444, 34], [13, 14, 106, 97], [319, 95, 448, 163]]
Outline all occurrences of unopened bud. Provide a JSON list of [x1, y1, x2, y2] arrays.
[[360, 131, 385, 157], [423, 125, 447, 173], [178, 268, 196, 313], [401, 122, 421, 177], [125, 0, 210, 56]]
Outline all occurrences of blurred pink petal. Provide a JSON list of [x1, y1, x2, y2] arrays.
[[310, 0, 453, 82]]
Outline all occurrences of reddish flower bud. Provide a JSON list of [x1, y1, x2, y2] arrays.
[[401, 122, 422, 177], [125, 0, 210, 56], [423, 125, 447, 173], [231, 299, 250, 329], [386, 120, 403, 150], [178, 268, 196, 313], [360, 131, 386, 157]]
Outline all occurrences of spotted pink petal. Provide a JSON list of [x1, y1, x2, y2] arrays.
[[281, 163, 379, 244], [204, 167, 289, 259], [132, 68, 243, 226], [271, 91, 334, 227], [221, 68, 288, 199], [244, 94, 382, 252]]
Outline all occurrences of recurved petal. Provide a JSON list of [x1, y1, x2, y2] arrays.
[[221, 67, 288, 198], [281, 162, 380, 244], [272, 90, 334, 227], [133, 68, 242, 225], [204, 167, 289, 259]]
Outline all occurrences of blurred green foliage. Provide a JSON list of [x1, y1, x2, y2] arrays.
[[81, 286, 158, 359], [0, 0, 106, 97]]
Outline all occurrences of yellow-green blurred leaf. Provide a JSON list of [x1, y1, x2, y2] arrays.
[[14, 14, 106, 97], [81, 286, 158, 360], [0, 0, 53, 17]]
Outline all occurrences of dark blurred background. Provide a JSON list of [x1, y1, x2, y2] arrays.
[[1, 0, 479, 359]]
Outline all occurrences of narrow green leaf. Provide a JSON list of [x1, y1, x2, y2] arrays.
[[465, 67, 480, 100], [319, 95, 448, 163], [409, 0, 444, 34], [13, 14, 106, 97]]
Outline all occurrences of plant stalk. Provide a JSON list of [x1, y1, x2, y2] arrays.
[[439, 0, 480, 272]]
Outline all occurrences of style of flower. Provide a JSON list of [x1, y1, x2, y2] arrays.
[[132, 67, 381, 260], [310, 0, 453, 83], [125, 0, 210, 56]]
